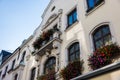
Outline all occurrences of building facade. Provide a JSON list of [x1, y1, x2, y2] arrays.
[[0, 0, 120, 80]]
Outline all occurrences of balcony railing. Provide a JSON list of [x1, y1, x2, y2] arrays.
[[33, 30, 62, 56]]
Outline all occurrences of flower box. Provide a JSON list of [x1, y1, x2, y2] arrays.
[[37, 70, 56, 80], [60, 60, 83, 80], [33, 28, 59, 50], [88, 43, 120, 70]]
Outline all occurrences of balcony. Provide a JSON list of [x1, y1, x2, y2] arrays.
[[33, 28, 62, 56]]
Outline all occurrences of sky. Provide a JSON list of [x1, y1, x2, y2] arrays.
[[0, 0, 50, 52]]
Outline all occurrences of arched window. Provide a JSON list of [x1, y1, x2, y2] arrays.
[[44, 57, 56, 74], [68, 42, 80, 62], [14, 74, 18, 80], [30, 68, 36, 80], [93, 25, 111, 50]]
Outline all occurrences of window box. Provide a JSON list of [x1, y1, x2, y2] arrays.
[[37, 70, 56, 80], [60, 60, 83, 80], [33, 28, 60, 50], [88, 43, 120, 70]]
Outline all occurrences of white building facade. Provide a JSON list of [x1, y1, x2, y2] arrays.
[[1, 0, 120, 80]]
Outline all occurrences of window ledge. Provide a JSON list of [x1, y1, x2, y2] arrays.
[[7, 68, 13, 74], [85, 1, 105, 16], [71, 61, 120, 80], [65, 20, 79, 32]]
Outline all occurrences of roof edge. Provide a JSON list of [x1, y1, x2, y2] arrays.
[[41, 0, 54, 19]]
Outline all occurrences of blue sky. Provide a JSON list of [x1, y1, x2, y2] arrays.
[[0, 0, 50, 52]]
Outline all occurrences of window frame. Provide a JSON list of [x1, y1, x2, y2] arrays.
[[14, 74, 18, 80], [3, 65, 8, 76], [86, 0, 104, 12], [20, 51, 26, 63], [92, 25, 111, 50], [68, 42, 80, 62], [44, 57, 56, 74], [11, 59, 16, 70], [67, 8, 78, 28], [0, 71, 2, 77], [30, 68, 36, 80]]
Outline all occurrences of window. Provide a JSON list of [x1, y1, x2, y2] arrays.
[[44, 57, 56, 74], [53, 24, 59, 31], [20, 51, 26, 63], [67, 8, 77, 27], [17, 48, 21, 60], [17, 52, 20, 60], [14, 74, 18, 80], [11, 59, 16, 70], [51, 6, 55, 11], [4, 66, 8, 76], [0, 71, 2, 77], [30, 68, 36, 80], [86, 0, 104, 12], [68, 42, 80, 62], [93, 25, 111, 50]]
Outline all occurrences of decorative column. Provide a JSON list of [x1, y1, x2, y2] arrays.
[[58, 9, 63, 29], [55, 53, 60, 80]]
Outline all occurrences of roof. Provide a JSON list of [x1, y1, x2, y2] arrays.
[[0, 50, 12, 65]]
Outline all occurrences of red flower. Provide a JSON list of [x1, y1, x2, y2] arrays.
[[101, 53, 105, 57]]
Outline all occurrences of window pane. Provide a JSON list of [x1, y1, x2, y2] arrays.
[[73, 11, 77, 22], [68, 15, 73, 26], [14, 74, 18, 80], [67, 8, 77, 27], [104, 35, 111, 45], [30, 68, 36, 80], [69, 43, 80, 62], [70, 46, 74, 54], [95, 40, 103, 49], [93, 26, 111, 50], [75, 43, 79, 51], [45, 57, 56, 74], [76, 52, 80, 60], [88, 0, 95, 8], [102, 26, 110, 35], [94, 30, 102, 40], [70, 54, 75, 62], [96, 0, 101, 3]]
